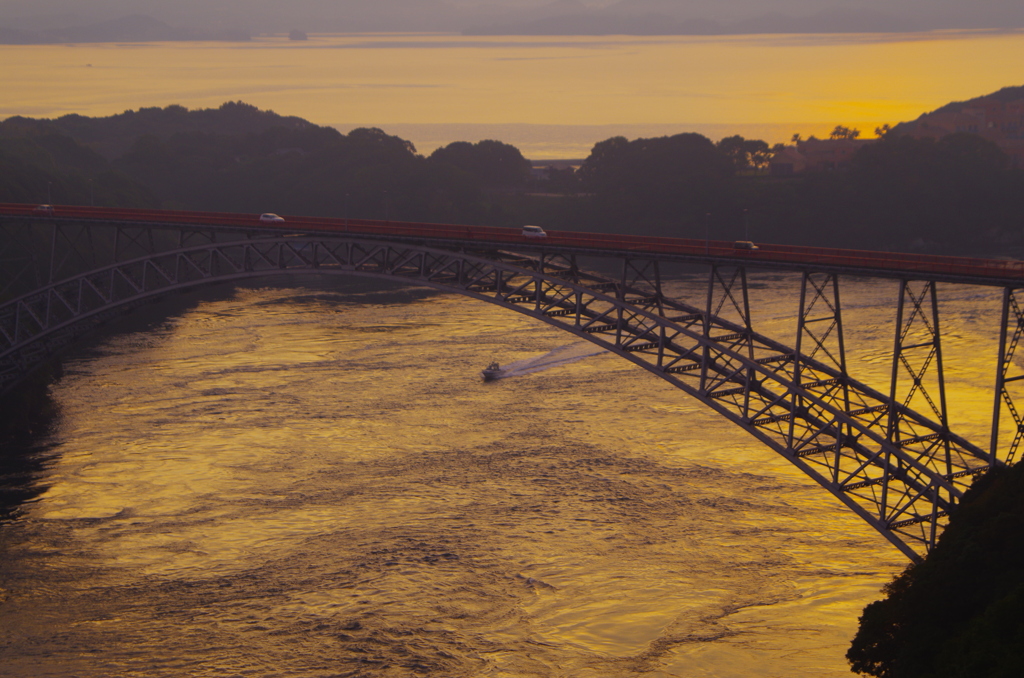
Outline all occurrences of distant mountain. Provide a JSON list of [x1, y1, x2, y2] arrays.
[[931, 85, 1024, 114], [889, 85, 1024, 169], [466, 5, 919, 35], [0, 14, 249, 44], [0, 0, 1022, 38], [733, 8, 917, 34], [0, 0, 461, 37], [0, 27, 36, 44], [465, 12, 724, 36]]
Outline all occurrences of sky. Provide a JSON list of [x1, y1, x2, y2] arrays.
[[2, 0, 1021, 157], [2, 0, 1023, 35]]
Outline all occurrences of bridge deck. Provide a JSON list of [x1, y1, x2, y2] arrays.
[[4, 201, 1022, 560], [3, 203, 1023, 287]]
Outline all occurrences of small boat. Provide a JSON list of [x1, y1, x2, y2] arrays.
[[481, 361, 504, 381]]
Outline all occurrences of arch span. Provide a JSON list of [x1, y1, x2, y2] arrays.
[[0, 235, 991, 560]]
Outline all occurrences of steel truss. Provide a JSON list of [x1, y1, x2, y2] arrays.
[[991, 287, 1024, 466], [0, 226, 996, 560]]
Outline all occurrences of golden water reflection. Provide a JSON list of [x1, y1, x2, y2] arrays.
[[0, 275, 1003, 676]]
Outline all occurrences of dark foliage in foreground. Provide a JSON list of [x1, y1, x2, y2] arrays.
[[2, 102, 1023, 254], [847, 461, 1024, 677]]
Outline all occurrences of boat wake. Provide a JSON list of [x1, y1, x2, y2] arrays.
[[489, 342, 606, 379]]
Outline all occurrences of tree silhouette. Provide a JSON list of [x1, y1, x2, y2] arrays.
[[428, 139, 531, 189], [717, 135, 771, 171], [847, 461, 1024, 677], [830, 125, 862, 140]]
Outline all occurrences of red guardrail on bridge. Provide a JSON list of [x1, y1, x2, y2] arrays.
[[3, 203, 1023, 284]]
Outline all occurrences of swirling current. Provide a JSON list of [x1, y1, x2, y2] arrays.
[[0, 273, 1002, 677]]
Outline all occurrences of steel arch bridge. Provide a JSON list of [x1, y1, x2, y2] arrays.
[[4, 204, 1024, 562]]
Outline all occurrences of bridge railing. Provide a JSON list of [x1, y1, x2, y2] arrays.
[[3, 203, 1024, 284], [4, 202, 1024, 558]]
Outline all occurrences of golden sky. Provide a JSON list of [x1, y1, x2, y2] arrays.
[[2, 30, 1021, 152]]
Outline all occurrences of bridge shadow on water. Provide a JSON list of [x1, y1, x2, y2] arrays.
[[0, 438, 61, 522], [0, 267, 604, 523], [0, 380, 62, 521], [0, 274, 440, 521]]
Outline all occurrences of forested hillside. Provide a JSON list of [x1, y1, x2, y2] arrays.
[[2, 101, 1022, 254], [847, 461, 1024, 677]]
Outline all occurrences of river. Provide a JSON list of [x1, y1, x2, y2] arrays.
[[0, 272, 1004, 676]]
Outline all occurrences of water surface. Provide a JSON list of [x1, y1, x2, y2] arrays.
[[0, 273, 1003, 676]]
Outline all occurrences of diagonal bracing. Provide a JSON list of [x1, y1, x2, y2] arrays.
[[0, 236, 992, 560]]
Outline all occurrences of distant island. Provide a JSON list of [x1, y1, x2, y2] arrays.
[[464, 5, 918, 36], [1, 87, 1022, 255], [0, 14, 249, 44]]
